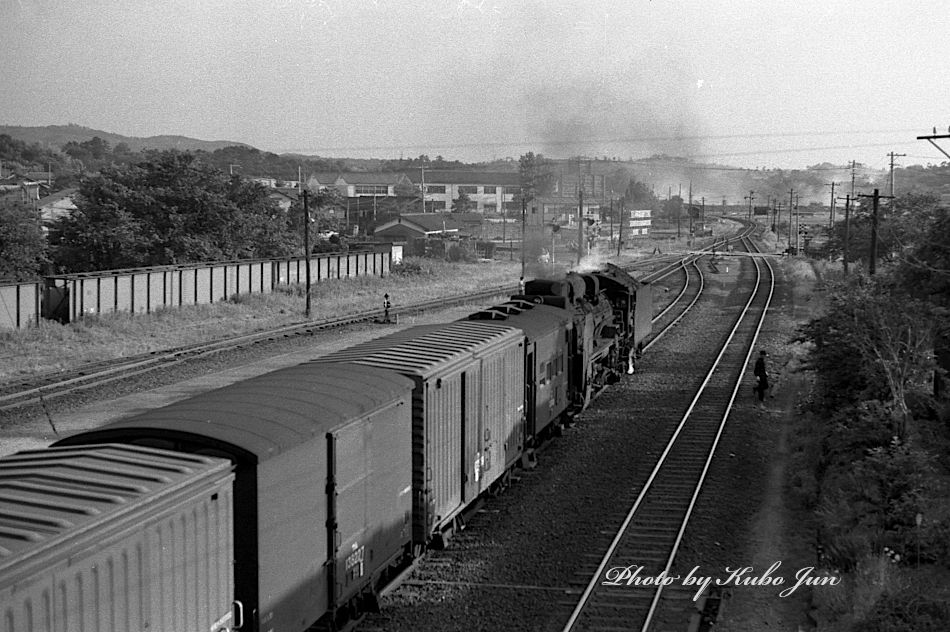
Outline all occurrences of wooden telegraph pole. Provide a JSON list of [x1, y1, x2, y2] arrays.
[[302, 189, 312, 318], [858, 188, 894, 276], [841, 194, 851, 275], [827, 182, 837, 230], [617, 197, 624, 257], [520, 195, 526, 278], [577, 187, 584, 266]]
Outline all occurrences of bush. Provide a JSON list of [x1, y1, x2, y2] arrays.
[[476, 241, 496, 258], [817, 430, 945, 571], [446, 244, 476, 263], [390, 257, 435, 277], [859, 590, 950, 631]]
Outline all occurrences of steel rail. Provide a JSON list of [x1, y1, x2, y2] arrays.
[[1, 226, 754, 414], [636, 235, 775, 631], [0, 283, 521, 412], [561, 234, 774, 632]]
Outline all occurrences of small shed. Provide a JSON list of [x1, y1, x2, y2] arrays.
[[373, 213, 463, 241]]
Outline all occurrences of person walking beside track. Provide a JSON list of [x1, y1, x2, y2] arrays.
[[753, 349, 770, 408]]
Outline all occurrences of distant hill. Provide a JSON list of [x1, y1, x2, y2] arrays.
[[0, 124, 251, 153]]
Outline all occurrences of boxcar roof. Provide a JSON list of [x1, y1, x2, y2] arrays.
[[311, 321, 523, 379], [0, 444, 230, 577], [467, 302, 571, 340], [57, 363, 413, 462]]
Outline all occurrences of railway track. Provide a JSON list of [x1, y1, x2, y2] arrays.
[[0, 228, 743, 414], [360, 225, 775, 632], [562, 235, 774, 632], [0, 284, 522, 412]]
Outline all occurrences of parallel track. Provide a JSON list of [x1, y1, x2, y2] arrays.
[[562, 235, 774, 632], [0, 224, 755, 416]]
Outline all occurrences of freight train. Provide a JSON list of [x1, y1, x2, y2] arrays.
[[0, 265, 651, 632]]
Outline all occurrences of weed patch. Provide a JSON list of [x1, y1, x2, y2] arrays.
[[1, 260, 520, 381]]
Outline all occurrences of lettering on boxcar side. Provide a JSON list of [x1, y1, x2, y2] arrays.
[[346, 544, 365, 579]]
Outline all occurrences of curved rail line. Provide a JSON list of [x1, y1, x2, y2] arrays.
[[0, 224, 755, 415], [562, 233, 775, 632], [641, 222, 757, 350]]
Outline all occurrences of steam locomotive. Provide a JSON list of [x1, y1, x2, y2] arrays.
[[0, 265, 651, 632]]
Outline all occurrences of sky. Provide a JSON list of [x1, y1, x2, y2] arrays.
[[2, 0, 949, 170]]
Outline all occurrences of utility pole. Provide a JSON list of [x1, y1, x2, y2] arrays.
[[842, 194, 851, 275], [302, 189, 312, 318], [688, 181, 693, 236], [617, 198, 624, 257], [888, 152, 906, 197], [577, 187, 584, 266], [745, 190, 755, 221], [701, 197, 705, 233], [501, 200, 507, 259], [916, 127, 950, 161], [676, 183, 682, 239], [520, 195, 526, 278], [851, 160, 857, 200], [794, 193, 800, 252], [420, 166, 426, 213], [827, 182, 837, 229], [609, 197, 614, 251], [788, 188, 795, 251], [858, 189, 894, 276]]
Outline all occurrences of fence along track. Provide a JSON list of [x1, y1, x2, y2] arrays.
[[562, 235, 774, 632], [0, 284, 519, 412], [1, 225, 756, 414]]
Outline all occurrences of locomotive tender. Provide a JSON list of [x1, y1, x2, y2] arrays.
[[0, 267, 650, 632]]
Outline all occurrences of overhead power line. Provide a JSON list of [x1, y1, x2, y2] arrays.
[[304, 128, 921, 155]]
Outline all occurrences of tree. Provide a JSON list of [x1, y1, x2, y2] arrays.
[[451, 191, 472, 213], [801, 278, 938, 439], [660, 195, 683, 221], [622, 178, 659, 210], [52, 151, 297, 271], [0, 200, 48, 280], [51, 196, 149, 272], [846, 286, 937, 438], [288, 186, 345, 252], [518, 152, 555, 202], [63, 136, 111, 161]]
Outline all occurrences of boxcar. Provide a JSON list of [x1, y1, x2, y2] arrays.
[[0, 444, 235, 632], [55, 363, 414, 632], [311, 321, 525, 547], [467, 301, 572, 441]]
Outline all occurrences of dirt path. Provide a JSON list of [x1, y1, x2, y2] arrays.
[[715, 259, 822, 630], [716, 372, 817, 630]]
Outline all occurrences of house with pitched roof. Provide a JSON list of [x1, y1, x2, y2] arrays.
[[35, 187, 79, 230], [372, 213, 464, 241], [305, 173, 341, 191], [267, 187, 299, 212]]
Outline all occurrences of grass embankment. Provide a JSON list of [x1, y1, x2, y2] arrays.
[[0, 258, 520, 381], [780, 260, 950, 631]]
